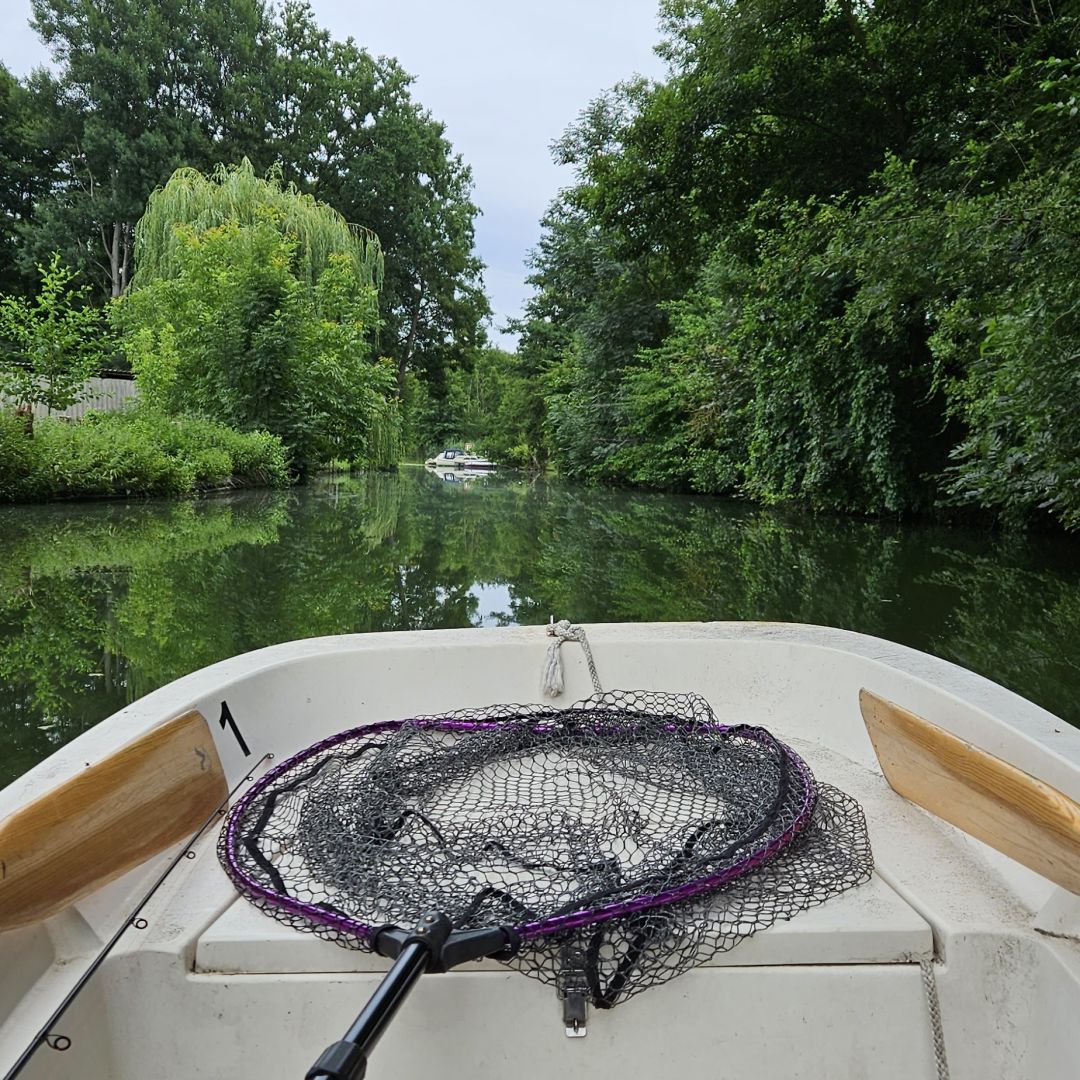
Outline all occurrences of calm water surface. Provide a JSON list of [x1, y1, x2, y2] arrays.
[[3, 468, 1080, 787]]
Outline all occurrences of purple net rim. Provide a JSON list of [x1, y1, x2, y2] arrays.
[[222, 712, 817, 944]]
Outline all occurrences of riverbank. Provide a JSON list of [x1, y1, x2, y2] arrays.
[[0, 409, 289, 502]]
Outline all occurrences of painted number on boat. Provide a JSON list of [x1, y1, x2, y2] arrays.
[[219, 701, 251, 757]]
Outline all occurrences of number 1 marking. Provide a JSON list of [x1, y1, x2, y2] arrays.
[[219, 700, 251, 757]]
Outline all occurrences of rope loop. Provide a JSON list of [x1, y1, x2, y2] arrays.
[[542, 619, 603, 697]]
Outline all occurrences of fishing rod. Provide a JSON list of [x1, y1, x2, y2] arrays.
[[2, 753, 273, 1080]]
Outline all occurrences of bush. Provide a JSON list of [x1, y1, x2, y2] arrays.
[[206, 426, 291, 486], [0, 253, 104, 413], [33, 417, 188, 497], [0, 410, 36, 499], [0, 408, 289, 502], [128, 413, 291, 488]]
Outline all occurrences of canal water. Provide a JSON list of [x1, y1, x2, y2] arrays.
[[2, 467, 1079, 787]]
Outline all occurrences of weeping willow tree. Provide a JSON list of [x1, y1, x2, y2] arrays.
[[115, 160, 397, 476], [132, 159, 383, 291]]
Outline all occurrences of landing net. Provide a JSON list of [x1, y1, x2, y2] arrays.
[[220, 690, 872, 1007]]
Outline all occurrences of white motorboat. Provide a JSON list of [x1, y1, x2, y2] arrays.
[[424, 448, 497, 470], [2, 622, 1079, 1079]]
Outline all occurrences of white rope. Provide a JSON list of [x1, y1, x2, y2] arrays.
[[541, 619, 603, 697], [920, 959, 950, 1080]]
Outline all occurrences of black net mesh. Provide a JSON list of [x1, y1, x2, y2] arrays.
[[220, 691, 872, 1007]]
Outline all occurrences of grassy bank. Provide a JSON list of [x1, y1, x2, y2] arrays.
[[0, 409, 289, 502]]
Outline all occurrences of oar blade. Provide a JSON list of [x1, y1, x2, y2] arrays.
[[860, 688, 1080, 895], [0, 710, 227, 930]]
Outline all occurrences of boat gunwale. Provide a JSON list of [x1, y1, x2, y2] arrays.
[[4, 622, 1079, 812]]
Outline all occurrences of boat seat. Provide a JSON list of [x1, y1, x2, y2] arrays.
[[194, 871, 931, 975]]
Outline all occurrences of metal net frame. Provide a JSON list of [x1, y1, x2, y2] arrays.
[[219, 690, 872, 1009]]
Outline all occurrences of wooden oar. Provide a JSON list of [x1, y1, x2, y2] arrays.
[[0, 710, 226, 931], [860, 688, 1080, 895]]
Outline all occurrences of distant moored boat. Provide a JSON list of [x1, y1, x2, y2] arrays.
[[424, 447, 497, 470]]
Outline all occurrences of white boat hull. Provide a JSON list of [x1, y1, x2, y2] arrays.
[[3, 622, 1080, 1079], [424, 451, 496, 469]]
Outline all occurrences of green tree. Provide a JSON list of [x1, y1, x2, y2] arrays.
[[268, 3, 490, 408], [131, 158, 382, 289], [25, 0, 278, 297], [0, 253, 104, 412], [609, 245, 753, 494], [115, 162, 393, 473], [516, 191, 671, 479], [0, 64, 53, 296], [117, 222, 391, 474]]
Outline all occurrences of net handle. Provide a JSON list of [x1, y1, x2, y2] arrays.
[[305, 912, 519, 1080]]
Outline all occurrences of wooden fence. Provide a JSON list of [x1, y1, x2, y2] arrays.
[[2, 372, 138, 421]]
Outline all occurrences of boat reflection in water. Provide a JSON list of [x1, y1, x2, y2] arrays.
[[424, 463, 496, 484]]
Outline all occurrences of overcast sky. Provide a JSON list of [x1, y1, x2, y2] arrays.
[[2, 1, 668, 349]]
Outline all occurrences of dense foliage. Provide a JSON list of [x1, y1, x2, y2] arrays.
[[437, 348, 546, 468], [517, 1, 1080, 529], [1, 0, 489, 460], [0, 407, 288, 501], [114, 163, 396, 474]]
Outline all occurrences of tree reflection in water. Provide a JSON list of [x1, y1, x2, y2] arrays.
[[2, 470, 1079, 786]]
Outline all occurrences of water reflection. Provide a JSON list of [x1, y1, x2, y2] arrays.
[[2, 469, 1079, 786], [468, 582, 515, 627]]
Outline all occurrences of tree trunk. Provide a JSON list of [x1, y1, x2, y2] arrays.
[[109, 222, 122, 298], [121, 224, 132, 294], [398, 285, 423, 397]]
